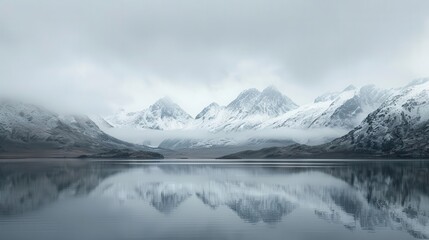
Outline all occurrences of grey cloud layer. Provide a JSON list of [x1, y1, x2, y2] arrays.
[[1, 0, 429, 114]]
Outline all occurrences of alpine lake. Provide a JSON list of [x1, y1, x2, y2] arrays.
[[0, 159, 428, 240]]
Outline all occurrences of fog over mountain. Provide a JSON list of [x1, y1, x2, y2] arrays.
[[3, 2, 429, 240], [1, 78, 427, 158], [96, 83, 390, 154], [1, 0, 429, 116], [0, 99, 163, 158], [1, 1, 429, 158]]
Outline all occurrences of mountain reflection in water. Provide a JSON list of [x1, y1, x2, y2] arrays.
[[0, 160, 428, 240]]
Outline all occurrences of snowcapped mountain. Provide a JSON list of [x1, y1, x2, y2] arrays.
[[222, 79, 429, 159], [260, 84, 392, 130], [226, 88, 261, 114], [105, 97, 193, 130], [157, 86, 299, 152], [329, 78, 429, 157], [174, 85, 389, 153], [103, 85, 390, 135], [0, 99, 160, 158], [191, 86, 298, 132], [195, 102, 221, 120], [100, 85, 393, 152], [104, 86, 298, 133], [248, 86, 299, 116], [226, 86, 298, 117], [3, 79, 427, 158]]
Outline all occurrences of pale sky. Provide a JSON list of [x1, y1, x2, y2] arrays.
[[1, 0, 429, 116]]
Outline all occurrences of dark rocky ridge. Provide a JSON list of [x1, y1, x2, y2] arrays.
[[0, 100, 163, 159]]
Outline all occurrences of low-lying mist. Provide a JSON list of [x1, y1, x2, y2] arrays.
[[103, 127, 348, 149]]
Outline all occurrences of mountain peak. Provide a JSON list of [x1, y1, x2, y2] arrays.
[[153, 96, 175, 107], [227, 88, 261, 111], [314, 92, 340, 103], [225, 86, 298, 118], [251, 86, 298, 117], [195, 102, 221, 120], [105, 97, 192, 130], [149, 97, 191, 118], [237, 88, 260, 97], [262, 85, 280, 93], [150, 97, 191, 116]]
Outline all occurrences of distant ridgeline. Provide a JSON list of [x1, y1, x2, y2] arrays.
[[1, 79, 429, 158]]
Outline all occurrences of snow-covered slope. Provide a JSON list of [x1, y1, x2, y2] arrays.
[[227, 86, 298, 117], [222, 79, 429, 158], [329, 78, 429, 156], [105, 97, 193, 130], [195, 102, 222, 120], [191, 86, 298, 132], [89, 115, 113, 129], [260, 85, 392, 130], [0, 100, 155, 157]]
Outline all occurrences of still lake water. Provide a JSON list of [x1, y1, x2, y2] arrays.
[[0, 159, 428, 240]]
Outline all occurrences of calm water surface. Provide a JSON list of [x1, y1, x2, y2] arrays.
[[0, 159, 428, 240]]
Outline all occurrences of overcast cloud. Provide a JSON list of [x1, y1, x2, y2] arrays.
[[1, 0, 429, 115]]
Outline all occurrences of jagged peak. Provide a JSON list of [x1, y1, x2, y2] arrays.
[[314, 84, 380, 103], [198, 102, 220, 113], [237, 88, 260, 97], [153, 96, 175, 107], [149, 97, 192, 119], [195, 102, 221, 119], [358, 84, 387, 96], [227, 88, 260, 109], [262, 85, 281, 94], [261, 86, 297, 104], [314, 92, 338, 103]]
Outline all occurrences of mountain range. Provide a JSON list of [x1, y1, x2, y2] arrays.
[[102, 85, 391, 132], [221, 79, 429, 158], [259, 84, 392, 130], [100, 84, 394, 154], [1, 78, 428, 158]]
